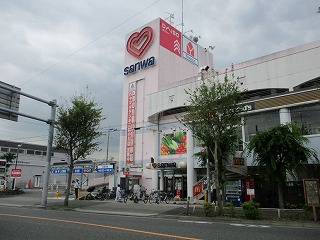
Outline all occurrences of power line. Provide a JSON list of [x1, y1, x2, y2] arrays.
[[20, 0, 162, 87]]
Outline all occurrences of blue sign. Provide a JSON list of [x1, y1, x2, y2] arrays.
[[96, 168, 114, 173], [51, 168, 68, 174], [73, 168, 83, 174]]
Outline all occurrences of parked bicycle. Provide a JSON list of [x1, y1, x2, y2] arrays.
[[148, 190, 172, 204], [124, 190, 148, 204]]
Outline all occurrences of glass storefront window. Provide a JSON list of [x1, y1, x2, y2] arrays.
[[291, 104, 320, 135], [244, 111, 280, 142]]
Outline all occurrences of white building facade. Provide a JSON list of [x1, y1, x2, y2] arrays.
[[118, 18, 320, 206]]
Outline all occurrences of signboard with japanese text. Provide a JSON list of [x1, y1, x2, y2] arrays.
[[11, 168, 22, 178], [303, 179, 320, 206], [159, 18, 181, 57], [182, 36, 199, 66], [126, 82, 136, 163]]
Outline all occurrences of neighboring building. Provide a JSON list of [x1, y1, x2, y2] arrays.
[[0, 140, 68, 189], [118, 18, 320, 207], [0, 140, 117, 191]]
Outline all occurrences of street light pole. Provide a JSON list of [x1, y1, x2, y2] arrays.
[[106, 128, 117, 161], [12, 144, 22, 190]]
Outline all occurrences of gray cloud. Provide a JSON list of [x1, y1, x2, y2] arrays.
[[0, 0, 319, 160]]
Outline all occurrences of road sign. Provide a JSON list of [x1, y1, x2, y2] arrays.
[[0, 81, 20, 122], [50, 168, 68, 174], [96, 168, 114, 173], [11, 168, 22, 178], [73, 168, 83, 174], [95, 164, 113, 173]]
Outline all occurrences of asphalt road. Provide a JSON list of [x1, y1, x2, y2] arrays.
[[1, 206, 320, 240]]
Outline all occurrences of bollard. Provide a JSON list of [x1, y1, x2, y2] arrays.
[[186, 196, 190, 215]]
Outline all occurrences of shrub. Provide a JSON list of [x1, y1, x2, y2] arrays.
[[303, 204, 320, 221], [204, 202, 214, 217], [241, 201, 260, 220], [225, 202, 236, 217]]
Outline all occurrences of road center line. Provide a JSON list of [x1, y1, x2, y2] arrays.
[[0, 213, 201, 240]]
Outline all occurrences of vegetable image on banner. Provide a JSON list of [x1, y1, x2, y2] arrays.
[[160, 132, 187, 155]]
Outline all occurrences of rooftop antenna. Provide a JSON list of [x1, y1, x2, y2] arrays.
[[184, 29, 193, 35], [181, 0, 184, 33], [164, 12, 174, 25]]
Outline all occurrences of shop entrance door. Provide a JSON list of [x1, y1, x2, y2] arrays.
[[34, 175, 41, 188]]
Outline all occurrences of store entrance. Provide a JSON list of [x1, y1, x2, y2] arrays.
[[164, 175, 187, 199]]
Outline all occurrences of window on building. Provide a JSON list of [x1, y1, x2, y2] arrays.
[[244, 110, 280, 142], [1, 147, 8, 152], [27, 150, 34, 155], [35, 151, 42, 155], [291, 104, 320, 135]]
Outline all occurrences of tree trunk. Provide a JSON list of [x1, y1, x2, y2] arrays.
[[277, 180, 284, 209], [64, 161, 74, 207], [214, 140, 223, 215]]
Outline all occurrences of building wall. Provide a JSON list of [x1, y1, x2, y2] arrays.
[[119, 18, 213, 191], [120, 18, 320, 200]]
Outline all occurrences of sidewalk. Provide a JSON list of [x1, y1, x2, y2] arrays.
[[0, 189, 319, 229]]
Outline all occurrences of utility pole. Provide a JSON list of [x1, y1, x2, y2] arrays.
[[106, 128, 117, 161], [12, 144, 22, 190]]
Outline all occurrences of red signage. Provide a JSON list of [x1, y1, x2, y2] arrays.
[[126, 26, 154, 59], [11, 168, 22, 178], [159, 18, 181, 57], [126, 82, 136, 163], [193, 182, 203, 197]]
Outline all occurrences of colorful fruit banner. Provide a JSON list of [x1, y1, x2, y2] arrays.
[[160, 132, 187, 155]]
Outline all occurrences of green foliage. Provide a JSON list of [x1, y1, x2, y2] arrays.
[[303, 204, 320, 220], [0, 152, 16, 172], [241, 201, 260, 220], [181, 75, 244, 214], [54, 95, 105, 206], [246, 123, 318, 181], [246, 123, 319, 208], [225, 202, 236, 217], [55, 95, 105, 161], [204, 202, 215, 217], [182, 77, 243, 165]]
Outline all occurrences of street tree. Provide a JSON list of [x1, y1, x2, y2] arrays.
[[181, 73, 243, 214], [246, 123, 319, 208], [54, 95, 105, 206]]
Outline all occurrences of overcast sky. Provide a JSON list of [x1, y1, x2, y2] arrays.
[[1, 0, 320, 161]]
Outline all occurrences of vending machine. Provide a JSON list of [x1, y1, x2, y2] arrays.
[[225, 179, 243, 207]]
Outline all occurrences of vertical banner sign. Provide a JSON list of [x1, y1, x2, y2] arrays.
[[182, 35, 199, 66], [159, 18, 182, 57], [126, 82, 137, 163]]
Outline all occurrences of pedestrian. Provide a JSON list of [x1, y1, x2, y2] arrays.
[[115, 184, 121, 202], [73, 178, 80, 200]]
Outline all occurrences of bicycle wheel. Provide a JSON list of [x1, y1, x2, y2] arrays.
[[165, 195, 170, 204], [143, 195, 148, 204], [123, 195, 128, 203], [133, 196, 139, 203], [148, 194, 153, 204]]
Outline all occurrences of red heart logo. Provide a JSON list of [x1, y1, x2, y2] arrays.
[[126, 26, 154, 59]]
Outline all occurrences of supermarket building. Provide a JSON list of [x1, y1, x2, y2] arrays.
[[118, 18, 320, 206]]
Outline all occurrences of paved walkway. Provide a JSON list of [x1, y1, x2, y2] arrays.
[[0, 189, 319, 229]]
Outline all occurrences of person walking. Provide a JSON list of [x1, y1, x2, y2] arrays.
[[115, 184, 121, 202], [73, 178, 80, 200]]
